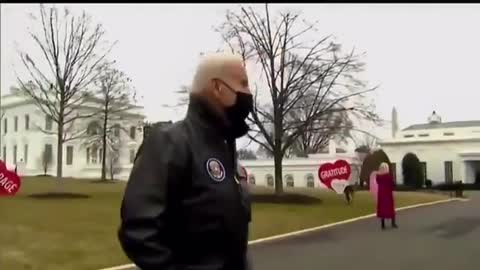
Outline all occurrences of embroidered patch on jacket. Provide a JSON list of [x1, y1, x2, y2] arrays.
[[206, 158, 226, 182]]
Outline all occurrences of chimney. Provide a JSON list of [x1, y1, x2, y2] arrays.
[[392, 106, 398, 138], [428, 111, 442, 124], [328, 139, 336, 155]]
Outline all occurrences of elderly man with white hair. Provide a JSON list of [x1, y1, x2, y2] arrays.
[[118, 53, 253, 270]]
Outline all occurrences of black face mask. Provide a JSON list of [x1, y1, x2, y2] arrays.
[[219, 81, 253, 139]]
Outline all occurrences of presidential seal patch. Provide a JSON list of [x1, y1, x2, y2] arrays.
[[206, 158, 225, 182]]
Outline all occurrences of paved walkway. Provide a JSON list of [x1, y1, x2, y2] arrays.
[[250, 193, 479, 270], [125, 193, 479, 270]]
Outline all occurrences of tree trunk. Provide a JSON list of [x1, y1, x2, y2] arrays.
[[109, 162, 114, 181], [274, 148, 284, 195], [100, 113, 108, 181], [56, 119, 64, 180], [273, 104, 284, 195]]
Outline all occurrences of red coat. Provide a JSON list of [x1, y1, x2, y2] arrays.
[[376, 173, 396, 219]]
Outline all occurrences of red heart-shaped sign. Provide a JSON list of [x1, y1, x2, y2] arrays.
[[0, 160, 21, 196], [318, 159, 351, 191]]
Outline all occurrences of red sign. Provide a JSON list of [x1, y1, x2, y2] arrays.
[[318, 159, 351, 194], [0, 160, 21, 196], [237, 164, 248, 182]]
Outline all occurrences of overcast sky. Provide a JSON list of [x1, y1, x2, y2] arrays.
[[2, 3, 480, 142]]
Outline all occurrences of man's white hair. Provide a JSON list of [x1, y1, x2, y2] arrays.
[[191, 53, 244, 93]]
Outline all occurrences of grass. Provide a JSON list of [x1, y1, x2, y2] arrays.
[[0, 177, 448, 270]]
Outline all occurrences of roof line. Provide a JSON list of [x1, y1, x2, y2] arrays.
[[402, 120, 480, 131]]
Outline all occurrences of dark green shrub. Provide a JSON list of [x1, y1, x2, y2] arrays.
[[425, 179, 432, 188], [359, 149, 391, 186], [461, 183, 480, 190], [435, 182, 480, 191], [394, 185, 421, 191], [401, 153, 424, 188]]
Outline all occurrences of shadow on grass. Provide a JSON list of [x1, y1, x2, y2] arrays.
[[33, 174, 55, 177], [27, 192, 91, 199], [251, 193, 323, 205], [90, 180, 118, 184]]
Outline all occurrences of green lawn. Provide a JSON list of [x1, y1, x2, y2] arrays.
[[0, 177, 448, 270]]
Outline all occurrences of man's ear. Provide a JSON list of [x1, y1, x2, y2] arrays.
[[215, 79, 224, 93], [210, 79, 220, 94]]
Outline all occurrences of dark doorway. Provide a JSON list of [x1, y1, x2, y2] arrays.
[[469, 161, 480, 184]]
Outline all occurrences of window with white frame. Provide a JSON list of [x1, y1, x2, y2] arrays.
[[87, 122, 101, 136], [91, 146, 98, 164], [14, 116, 18, 132], [45, 115, 53, 131], [248, 174, 256, 185], [86, 145, 104, 164], [130, 126, 136, 140], [66, 146, 74, 165], [266, 174, 274, 187], [13, 145, 17, 164], [24, 144, 28, 164], [113, 124, 121, 137], [25, 114, 30, 130], [285, 174, 294, 187], [86, 147, 90, 164], [306, 174, 315, 188]]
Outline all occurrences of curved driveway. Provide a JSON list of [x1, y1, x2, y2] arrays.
[[125, 193, 479, 270], [249, 193, 479, 270]]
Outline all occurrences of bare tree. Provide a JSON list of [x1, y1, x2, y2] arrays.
[[15, 4, 116, 179], [237, 148, 257, 160], [217, 5, 379, 194], [288, 91, 354, 157], [256, 144, 274, 159], [107, 138, 123, 181], [89, 63, 136, 181], [353, 132, 378, 155], [351, 131, 379, 186], [163, 85, 190, 108]]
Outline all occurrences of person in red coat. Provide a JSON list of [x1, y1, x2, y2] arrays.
[[376, 162, 398, 230]]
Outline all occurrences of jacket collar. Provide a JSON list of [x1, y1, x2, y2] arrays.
[[185, 94, 229, 140], [185, 94, 238, 168]]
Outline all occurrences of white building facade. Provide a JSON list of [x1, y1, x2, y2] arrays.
[[0, 92, 145, 180], [240, 143, 361, 189], [379, 111, 480, 185]]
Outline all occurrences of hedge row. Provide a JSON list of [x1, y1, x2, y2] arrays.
[[434, 182, 480, 191], [354, 182, 480, 191]]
